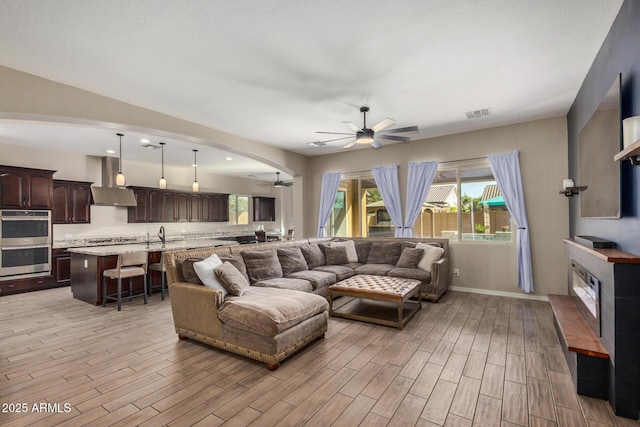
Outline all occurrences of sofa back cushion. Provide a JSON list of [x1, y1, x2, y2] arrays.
[[242, 250, 283, 283], [367, 242, 403, 265], [354, 240, 372, 263], [327, 240, 358, 263], [300, 244, 326, 269], [277, 247, 309, 276]]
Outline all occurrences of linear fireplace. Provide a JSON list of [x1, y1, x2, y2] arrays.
[[570, 260, 600, 336]]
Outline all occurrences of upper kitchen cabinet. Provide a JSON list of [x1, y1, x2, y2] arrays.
[[0, 165, 54, 210], [53, 180, 92, 224], [253, 196, 276, 222], [127, 186, 229, 223]]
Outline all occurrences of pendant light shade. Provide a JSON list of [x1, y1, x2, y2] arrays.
[[115, 133, 126, 186], [192, 149, 199, 192], [158, 142, 167, 189]]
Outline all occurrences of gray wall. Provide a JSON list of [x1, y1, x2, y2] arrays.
[[305, 117, 569, 297]]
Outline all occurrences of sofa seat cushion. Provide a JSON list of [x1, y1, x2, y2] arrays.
[[388, 267, 432, 283], [287, 270, 336, 291], [217, 287, 329, 337], [313, 265, 355, 281], [252, 277, 313, 293], [355, 263, 395, 276]]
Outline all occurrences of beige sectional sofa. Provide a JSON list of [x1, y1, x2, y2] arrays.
[[164, 237, 450, 369]]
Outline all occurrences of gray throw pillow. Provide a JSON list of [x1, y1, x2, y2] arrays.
[[241, 250, 283, 283], [218, 253, 250, 282], [214, 261, 250, 296], [181, 257, 204, 285], [277, 247, 309, 276], [300, 244, 326, 268], [367, 242, 403, 265], [325, 246, 349, 265], [396, 248, 424, 269]]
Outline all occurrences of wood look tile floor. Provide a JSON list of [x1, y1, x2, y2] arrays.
[[1, 287, 638, 426]]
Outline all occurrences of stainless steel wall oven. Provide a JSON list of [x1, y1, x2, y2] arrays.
[[0, 210, 51, 279]]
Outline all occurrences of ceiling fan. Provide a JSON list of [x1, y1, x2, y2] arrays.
[[314, 106, 419, 149], [260, 172, 293, 188]]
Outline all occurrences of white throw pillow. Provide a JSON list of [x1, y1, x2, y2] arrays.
[[193, 253, 227, 296], [416, 243, 444, 273], [329, 240, 358, 263]]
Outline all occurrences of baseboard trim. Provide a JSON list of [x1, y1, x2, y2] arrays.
[[448, 286, 549, 302]]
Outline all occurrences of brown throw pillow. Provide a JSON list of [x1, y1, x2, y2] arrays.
[[325, 246, 349, 265], [214, 261, 250, 296], [396, 248, 424, 269], [277, 247, 309, 276], [300, 244, 326, 268], [181, 257, 204, 285], [241, 250, 283, 283]]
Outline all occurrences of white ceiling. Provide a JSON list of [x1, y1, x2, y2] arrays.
[[0, 0, 623, 177]]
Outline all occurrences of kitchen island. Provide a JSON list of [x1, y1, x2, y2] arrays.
[[68, 239, 237, 306]]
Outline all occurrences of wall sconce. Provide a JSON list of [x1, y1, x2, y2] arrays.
[[158, 142, 167, 189], [115, 133, 126, 187], [192, 149, 199, 192]]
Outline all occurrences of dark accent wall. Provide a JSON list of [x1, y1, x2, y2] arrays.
[[567, 1, 640, 419], [568, 0, 640, 254]]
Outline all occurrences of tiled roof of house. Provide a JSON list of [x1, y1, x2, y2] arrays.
[[426, 185, 456, 203], [480, 184, 501, 201]]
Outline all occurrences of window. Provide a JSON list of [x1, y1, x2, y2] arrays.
[[228, 195, 249, 225], [329, 175, 395, 238], [414, 162, 512, 242]]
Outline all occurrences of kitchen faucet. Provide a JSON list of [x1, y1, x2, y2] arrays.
[[158, 226, 166, 246]]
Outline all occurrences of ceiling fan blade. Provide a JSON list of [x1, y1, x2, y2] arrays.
[[371, 118, 395, 132], [315, 131, 354, 135], [343, 139, 356, 149], [370, 140, 382, 149], [381, 125, 419, 134], [377, 134, 411, 142], [342, 122, 362, 132]]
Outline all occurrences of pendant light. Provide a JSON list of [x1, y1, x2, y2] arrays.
[[192, 149, 199, 192], [115, 133, 126, 186], [158, 142, 167, 189]]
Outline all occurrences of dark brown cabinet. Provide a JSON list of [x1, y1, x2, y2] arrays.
[[0, 166, 54, 210], [127, 186, 229, 223], [53, 180, 92, 224], [253, 196, 276, 222], [52, 248, 71, 285]]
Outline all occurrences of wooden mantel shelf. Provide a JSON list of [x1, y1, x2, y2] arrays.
[[563, 238, 640, 264], [614, 139, 640, 164]]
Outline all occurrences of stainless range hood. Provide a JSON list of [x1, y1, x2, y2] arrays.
[[90, 157, 137, 207]]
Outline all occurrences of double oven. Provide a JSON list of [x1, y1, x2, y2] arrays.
[[0, 210, 51, 280]]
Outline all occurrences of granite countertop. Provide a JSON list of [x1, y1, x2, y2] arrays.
[[67, 239, 237, 256]]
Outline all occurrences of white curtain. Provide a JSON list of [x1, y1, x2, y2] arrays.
[[316, 172, 342, 237], [372, 165, 404, 237], [488, 151, 534, 293], [404, 161, 439, 237]]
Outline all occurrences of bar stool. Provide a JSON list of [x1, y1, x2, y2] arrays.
[[102, 252, 148, 311], [148, 254, 168, 300]]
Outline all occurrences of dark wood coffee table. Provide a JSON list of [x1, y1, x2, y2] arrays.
[[327, 274, 422, 329]]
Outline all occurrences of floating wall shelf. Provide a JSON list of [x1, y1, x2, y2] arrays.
[[560, 186, 588, 197], [614, 139, 640, 165]]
